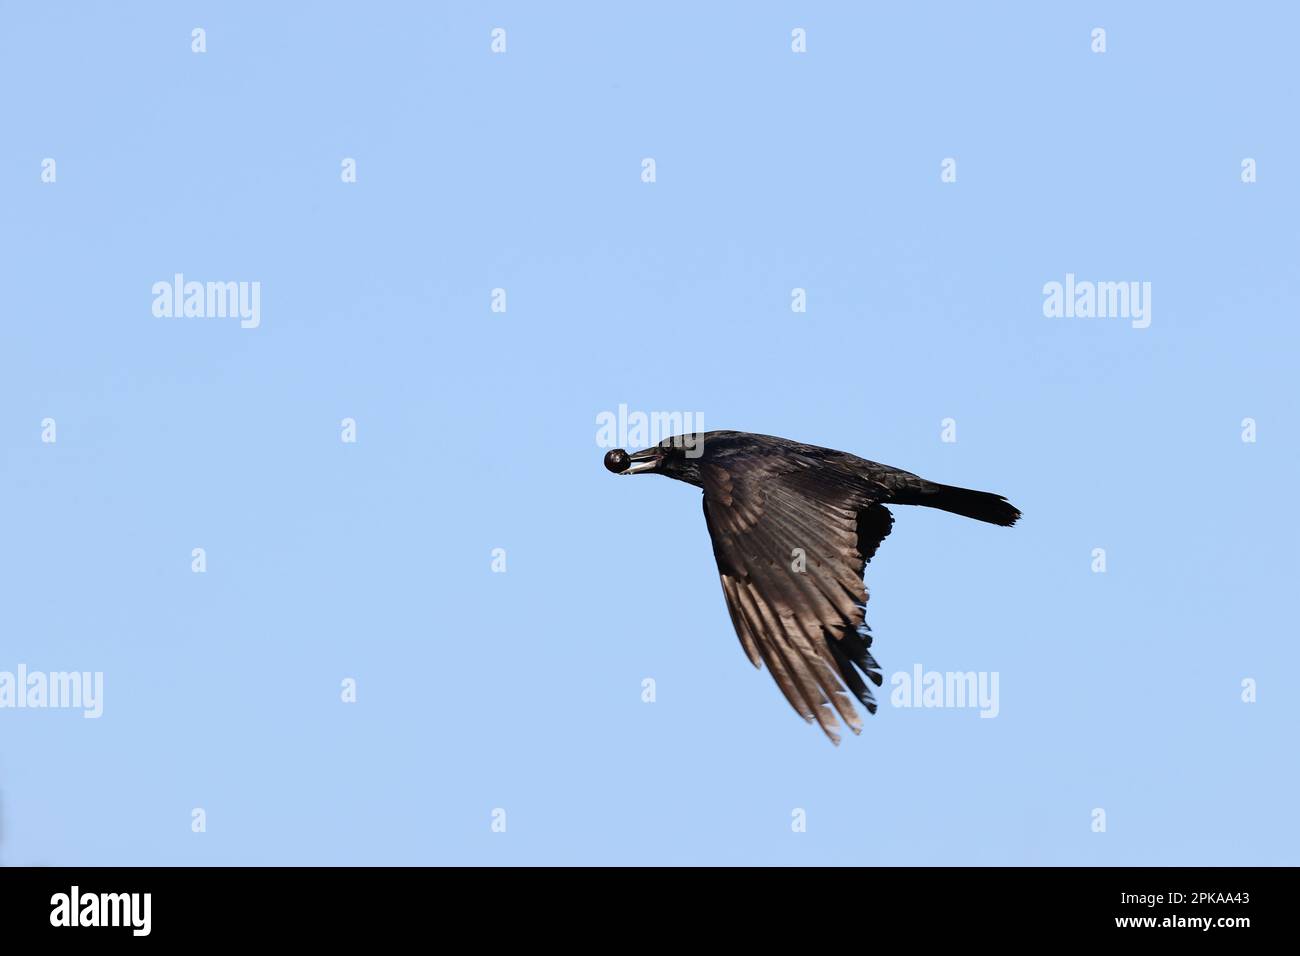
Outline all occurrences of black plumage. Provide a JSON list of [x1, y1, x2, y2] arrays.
[[605, 430, 1020, 743]]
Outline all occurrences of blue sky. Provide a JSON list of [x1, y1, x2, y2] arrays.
[[1, 2, 1296, 865]]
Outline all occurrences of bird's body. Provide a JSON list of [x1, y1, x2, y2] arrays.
[[605, 430, 1020, 743]]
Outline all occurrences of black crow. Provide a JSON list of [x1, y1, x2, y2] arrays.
[[604, 431, 1020, 743]]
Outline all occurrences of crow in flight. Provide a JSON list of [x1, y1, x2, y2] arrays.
[[605, 431, 1020, 743]]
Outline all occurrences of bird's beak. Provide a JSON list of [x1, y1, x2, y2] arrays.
[[623, 447, 661, 474]]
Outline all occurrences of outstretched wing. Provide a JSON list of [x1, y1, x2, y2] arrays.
[[701, 451, 893, 743]]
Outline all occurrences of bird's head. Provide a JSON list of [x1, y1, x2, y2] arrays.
[[603, 434, 705, 486]]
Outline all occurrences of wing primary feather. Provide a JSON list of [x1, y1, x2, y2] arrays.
[[700, 455, 896, 742]]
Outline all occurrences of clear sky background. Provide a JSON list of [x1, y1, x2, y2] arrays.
[[1, 3, 1296, 865]]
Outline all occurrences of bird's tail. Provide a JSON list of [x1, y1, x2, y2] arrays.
[[895, 481, 1021, 526]]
